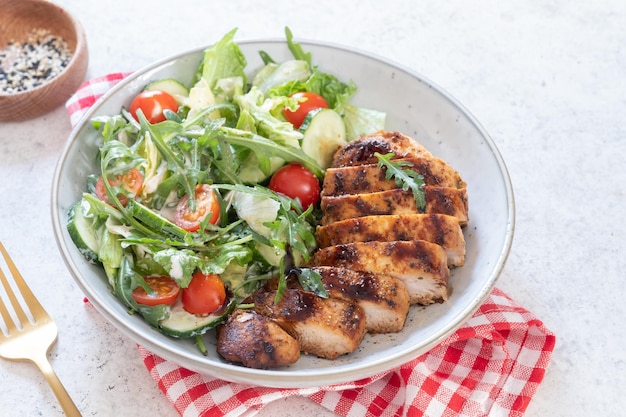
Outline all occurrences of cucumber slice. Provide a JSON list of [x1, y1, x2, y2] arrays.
[[299, 108, 347, 169], [145, 78, 189, 105], [159, 298, 234, 338], [67, 199, 100, 263], [126, 199, 189, 240]]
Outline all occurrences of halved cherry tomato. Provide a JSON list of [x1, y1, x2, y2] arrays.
[[95, 168, 144, 207], [268, 163, 321, 209], [129, 90, 178, 124], [182, 272, 227, 315], [174, 184, 220, 232], [132, 275, 180, 306], [283, 91, 328, 129]]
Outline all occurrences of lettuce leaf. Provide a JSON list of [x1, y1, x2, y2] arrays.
[[197, 28, 247, 93], [260, 27, 358, 116], [235, 87, 302, 148], [252, 60, 311, 95], [343, 104, 387, 140]]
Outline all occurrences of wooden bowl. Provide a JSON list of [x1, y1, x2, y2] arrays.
[[0, 0, 88, 121]]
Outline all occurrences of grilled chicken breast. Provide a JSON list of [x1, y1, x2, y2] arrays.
[[216, 309, 300, 369], [268, 266, 409, 333], [316, 213, 466, 267], [308, 266, 410, 333], [253, 289, 367, 359], [309, 240, 449, 305], [320, 187, 469, 226], [331, 131, 432, 167], [208, 130, 469, 370], [323, 157, 466, 196]]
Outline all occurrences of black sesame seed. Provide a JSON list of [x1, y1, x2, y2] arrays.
[[0, 28, 73, 94]]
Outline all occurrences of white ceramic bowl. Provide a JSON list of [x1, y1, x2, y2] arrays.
[[51, 39, 514, 388]]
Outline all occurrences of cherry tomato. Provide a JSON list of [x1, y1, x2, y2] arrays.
[[182, 272, 227, 315], [95, 168, 144, 207], [283, 92, 328, 129], [132, 275, 180, 306], [268, 163, 321, 209], [129, 90, 178, 124], [174, 184, 220, 232]]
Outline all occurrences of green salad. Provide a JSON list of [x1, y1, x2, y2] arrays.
[[67, 28, 385, 347]]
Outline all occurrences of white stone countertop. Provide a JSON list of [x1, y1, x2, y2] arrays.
[[1, 0, 624, 416]]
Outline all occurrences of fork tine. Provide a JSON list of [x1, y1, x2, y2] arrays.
[[0, 266, 19, 335], [0, 242, 47, 329]]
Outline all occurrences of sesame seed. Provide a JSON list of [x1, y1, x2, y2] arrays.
[[0, 28, 73, 94]]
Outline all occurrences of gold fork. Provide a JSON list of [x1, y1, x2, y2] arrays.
[[0, 242, 81, 416]]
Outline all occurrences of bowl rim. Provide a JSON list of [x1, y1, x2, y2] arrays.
[[51, 36, 515, 387]]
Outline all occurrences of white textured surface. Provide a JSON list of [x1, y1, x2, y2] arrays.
[[0, 0, 624, 416]]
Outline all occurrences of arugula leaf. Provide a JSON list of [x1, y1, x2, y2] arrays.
[[92, 114, 139, 145], [285, 27, 311, 66], [100, 139, 145, 177], [77, 27, 378, 348], [115, 253, 170, 326], [258, 50, 275, 65], [135, 105, 227, 211], [269, 206, 317, 262], [295, 268, 328, 298], [375, 152, 426, 210], [216, 183, 318, 262], [195, 335, 209, 356], [200, 241, 254, 275], [219, 126, 323, 178], [153, 248, 199, 288]]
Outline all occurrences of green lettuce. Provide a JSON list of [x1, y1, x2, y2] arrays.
[[197, 28, 247, 93]]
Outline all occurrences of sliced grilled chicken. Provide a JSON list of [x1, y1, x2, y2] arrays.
[[253, 289, 367, 359], [309, 266, 409, 333], [331, 131, 432, 167], [323, 157, 466, 196], [216, 309, 300, 369], [271, 269, 409, 333], [316, 213, 466, 267], [320, 187, 469, 226], [309, 240, 449, 305]]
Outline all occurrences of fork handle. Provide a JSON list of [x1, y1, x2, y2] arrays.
[[32, 354, 82, 416]]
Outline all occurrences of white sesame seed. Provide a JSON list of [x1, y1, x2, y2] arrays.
[[0, 28, 73, 94]]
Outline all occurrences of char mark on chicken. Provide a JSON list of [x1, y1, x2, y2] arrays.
[[253, 289, 367, 359], [320, 187, 468, 226], [309, 240, 449, 305], [331, 131, 432, 167], [315, 213, 466, 266], [308, 266, 410, 333], [323, 157, 466, 197], [216, 309, 300, 369]]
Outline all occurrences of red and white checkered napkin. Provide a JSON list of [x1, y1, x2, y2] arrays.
[[66, 74, 556, 417]]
